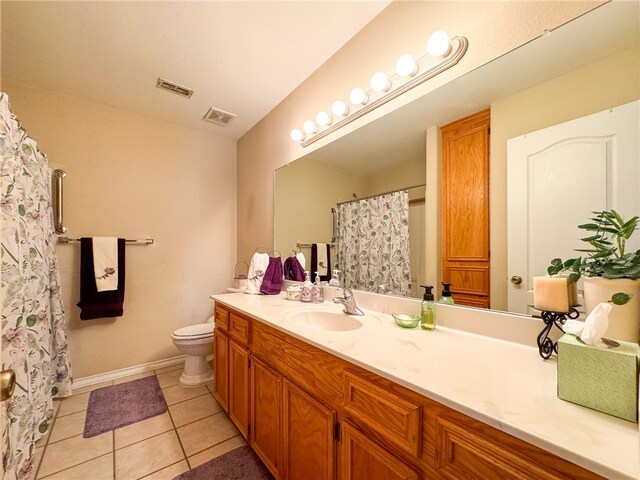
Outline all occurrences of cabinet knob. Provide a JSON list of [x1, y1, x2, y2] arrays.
[[510, 275, 523, 285]]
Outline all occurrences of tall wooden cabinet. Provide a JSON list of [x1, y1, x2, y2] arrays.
[[212, 303, 603, 480], [441, 109, 491, 308]]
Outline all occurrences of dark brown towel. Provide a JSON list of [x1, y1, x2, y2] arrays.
[[77, 238, 126, 320], [311, 243, 331, 282]]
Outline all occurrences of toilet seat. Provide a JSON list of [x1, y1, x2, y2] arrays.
[[172, 323, 214, 340]]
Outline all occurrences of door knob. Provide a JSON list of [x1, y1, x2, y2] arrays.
[[510, 275, 523, 285], [1, 369, 16, 401]]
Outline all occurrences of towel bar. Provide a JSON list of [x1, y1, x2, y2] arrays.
[[296, 243, 334, 249], [58, 237, 154, 245]]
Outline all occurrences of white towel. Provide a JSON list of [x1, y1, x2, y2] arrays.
[[246, 252, 270, 294], [296, 252, 306, 271], [93, 237, 118, 292], [316, 243, 329, 277]]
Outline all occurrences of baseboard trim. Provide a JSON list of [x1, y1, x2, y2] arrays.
[[72, 355, 186, 389]]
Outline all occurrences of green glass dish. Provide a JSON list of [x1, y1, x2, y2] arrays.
[[392, 313, 420, 329]]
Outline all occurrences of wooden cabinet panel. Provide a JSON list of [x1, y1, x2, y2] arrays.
[[435, 415, 573, 480], [251, 356, 282, 478], [213, 329, 229, 412], [441, 109, 491, 309], [342, 371, 421, 457], [283, 379, 335, 480], [229, 340, 250, 439], [214, 305, 229, 332], [229, 312, 251, 345], [340, 421, 419, 480]]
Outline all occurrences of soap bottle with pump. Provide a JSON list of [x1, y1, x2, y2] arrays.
[[440, 283, 455, 305], [329, 269, 342, 287], [301, 271, 313, 303], [420, 285, 436, 330], [313, 271, 324, 303]]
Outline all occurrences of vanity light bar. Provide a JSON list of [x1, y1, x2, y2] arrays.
[[290, 31, 468, 147]]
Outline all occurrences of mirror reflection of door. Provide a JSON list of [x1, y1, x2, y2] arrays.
[[507, 100, 640, 314]]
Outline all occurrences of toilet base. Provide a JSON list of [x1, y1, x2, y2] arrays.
[[179, 354, 214, 387]]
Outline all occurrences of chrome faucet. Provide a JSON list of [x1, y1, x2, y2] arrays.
[[333, 287, 364, 316]]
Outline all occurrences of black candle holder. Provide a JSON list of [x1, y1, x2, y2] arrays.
[[536, 307, 580, 359]]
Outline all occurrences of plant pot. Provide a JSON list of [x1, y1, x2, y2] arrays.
[[583, 277, 640, 343]]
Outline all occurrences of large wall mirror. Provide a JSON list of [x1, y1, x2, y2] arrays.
[[274, 1, 639, 315]]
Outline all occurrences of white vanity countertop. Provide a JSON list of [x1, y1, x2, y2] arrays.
[[211, 292, 639, 479]]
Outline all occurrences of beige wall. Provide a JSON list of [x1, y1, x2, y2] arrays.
[[489, 46, 640, 311], [4, 82, 237, 378], [274, 160, 369, 260], [237, 1, 602, 265]]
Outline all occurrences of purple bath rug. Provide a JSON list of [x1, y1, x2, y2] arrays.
[[173, 445, 274, 480], [83, 375, 167, 438]]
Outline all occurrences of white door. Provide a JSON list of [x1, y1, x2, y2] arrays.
[[507, 101, 639, 314]]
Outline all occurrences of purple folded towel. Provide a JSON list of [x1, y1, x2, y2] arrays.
[[283, 256, 305, 281], [260, 256, 283, 295], [77, 238, 126, 320]]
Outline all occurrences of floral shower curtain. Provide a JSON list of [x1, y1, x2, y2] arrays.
[[1, 93, 72, 480], [335, 190, 411, 296]]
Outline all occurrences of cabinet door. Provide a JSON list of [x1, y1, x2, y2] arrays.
[[441, 109, 491, 309], [340, 421, 419, 480], [283, 379, 335, 480], [213, 329, 229, 412], [229, 340, 250, 439], [251, 357, 282, 478]]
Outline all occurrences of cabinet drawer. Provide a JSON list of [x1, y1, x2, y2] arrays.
[[435, 415, 562, 480], [214, 305, 229, 332], [229, 312, 251, 345], [343, 371, 422, 457]]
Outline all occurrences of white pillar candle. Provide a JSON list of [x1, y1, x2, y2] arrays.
[[533, 276, 570, 313]]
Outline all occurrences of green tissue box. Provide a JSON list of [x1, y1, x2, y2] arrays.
[[557, 334, 639, 423]]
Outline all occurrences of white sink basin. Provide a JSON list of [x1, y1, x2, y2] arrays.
[[281, 307, 364, 331]]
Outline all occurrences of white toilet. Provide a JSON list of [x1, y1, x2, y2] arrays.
[[171, 317, 215, 387]]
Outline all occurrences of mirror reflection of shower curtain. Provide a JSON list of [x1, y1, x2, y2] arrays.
[[1, 93, 72, 480], [335, 190, 411, 295]]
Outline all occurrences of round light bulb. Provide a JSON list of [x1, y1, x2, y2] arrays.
[[316, 111, 332, 126], [302, 120, 318, 135], [349, 87, 368, 106], [332, 100, 349, 117], [396, 54, 418, 77], [370, 72, 391, 92], [290, 128, 304, 142], [427, 30, 451, 57]]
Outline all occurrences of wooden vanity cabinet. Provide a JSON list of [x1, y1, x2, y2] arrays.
[[214, 303, 604, 480], [250, 356, 283, 478], [212, 329, 229, 412]]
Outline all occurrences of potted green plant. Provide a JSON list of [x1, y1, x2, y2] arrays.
[[547, 209, 640, 343]]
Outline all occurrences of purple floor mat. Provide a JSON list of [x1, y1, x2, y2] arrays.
[[83, 375, 167, 438], [173, 445, 274, 480]]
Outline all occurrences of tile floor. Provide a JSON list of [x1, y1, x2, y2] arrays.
[[33, 363, 246, 480]]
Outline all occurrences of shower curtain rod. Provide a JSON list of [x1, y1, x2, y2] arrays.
[[336, 183, 426, 206]]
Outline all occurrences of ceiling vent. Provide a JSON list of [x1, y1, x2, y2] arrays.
[[156, 78, 193, 98], [203, 107, 236, 127]]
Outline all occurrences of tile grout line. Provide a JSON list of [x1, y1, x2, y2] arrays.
[[164, 390, 191, 471], [37, 452, 113, 480]]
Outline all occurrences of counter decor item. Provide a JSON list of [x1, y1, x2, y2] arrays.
[[234, 261, 249, 290], [557, 333, 639, 423], [547, 209, 640, 343], [420, 285, 436, 331], [285, 284, 302, 301], [392, 313, 420, 328]]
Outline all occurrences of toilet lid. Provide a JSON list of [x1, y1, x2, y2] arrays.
[[173, 323, 214, 339]]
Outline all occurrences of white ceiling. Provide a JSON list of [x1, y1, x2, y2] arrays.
[[1, 1, 391, 139]]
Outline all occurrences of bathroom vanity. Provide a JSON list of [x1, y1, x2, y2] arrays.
[[210, 293, 638, 480]]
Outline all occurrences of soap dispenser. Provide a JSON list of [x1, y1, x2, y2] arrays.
[[420, 285, 436, 331], [329, 269, 342, 287], [313, 271, 324, 303], [301, 271, 313, 303], [440, 283, 455, 305]]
